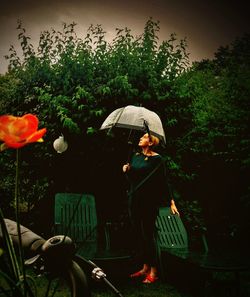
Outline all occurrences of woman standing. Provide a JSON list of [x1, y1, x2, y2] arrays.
[[122, 133, 179, 283]]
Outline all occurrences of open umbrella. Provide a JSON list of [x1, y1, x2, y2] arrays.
[[100, 105, 166, 144]]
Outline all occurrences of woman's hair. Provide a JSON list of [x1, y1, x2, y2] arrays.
[[149, 134, 160, 147]]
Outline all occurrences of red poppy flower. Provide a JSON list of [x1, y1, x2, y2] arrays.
[[0, 114, 47, 149]]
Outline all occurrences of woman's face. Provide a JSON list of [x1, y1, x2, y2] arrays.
[[138, 133, 151, 147]]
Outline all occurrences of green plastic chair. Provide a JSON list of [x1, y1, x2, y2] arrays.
[[156, 207, 188, 250], [54, 193, 131, 264], [156, 207, 250, 296], [54, 193, 98, 259], [155, 207, 190, 279]]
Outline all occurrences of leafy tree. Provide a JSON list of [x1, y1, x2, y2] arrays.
[[1, 19, 190, 229], [171, 34, 250, 245]]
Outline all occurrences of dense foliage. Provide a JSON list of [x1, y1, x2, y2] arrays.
[[0, 19, 249, 246], [174, 36, 250, 245]]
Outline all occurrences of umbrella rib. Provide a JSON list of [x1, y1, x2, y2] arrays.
[[113, 107, 126, 128]]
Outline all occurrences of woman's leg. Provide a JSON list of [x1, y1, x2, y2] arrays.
[[140, 210, 159, 282], [129, 206, 152, 276], [129, 206, 158, 279], [140, 210, 158, 268]]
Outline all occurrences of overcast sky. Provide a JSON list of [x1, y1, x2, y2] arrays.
[[0, 0, 249, 74]]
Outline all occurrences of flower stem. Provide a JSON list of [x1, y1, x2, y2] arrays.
[[15, 149, 27, 297], [0, 208, 21, 281]]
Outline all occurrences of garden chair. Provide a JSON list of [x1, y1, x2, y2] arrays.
[[156, 207, 250, 296], [54, 193, 131, 265], [54, 193, 98, 260]]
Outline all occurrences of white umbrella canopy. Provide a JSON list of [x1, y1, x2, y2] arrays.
[[100, 105, 166, 144]]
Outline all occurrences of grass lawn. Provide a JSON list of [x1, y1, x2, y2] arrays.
[[90, 271, 250, 297], [0, 272, 188, 297], [91, 280, 191, 297], [1, 271, 249, 297], [1, 262, 249, 297]]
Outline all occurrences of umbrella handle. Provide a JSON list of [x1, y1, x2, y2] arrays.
[[126, 129, 137, 162], [143, 120, 151, 140]]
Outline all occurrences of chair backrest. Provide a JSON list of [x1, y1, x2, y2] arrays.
[[156, 207, 188, 249], [54, 193, 97, 243]]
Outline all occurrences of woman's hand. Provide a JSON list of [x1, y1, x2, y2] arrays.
[[122, 163, 130, 173], [170, 199, 180, 216]]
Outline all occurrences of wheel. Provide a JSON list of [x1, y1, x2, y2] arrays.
[[66, 260, 91, 297], [36, 260, 91, 297], [0, 261, 90, 297]]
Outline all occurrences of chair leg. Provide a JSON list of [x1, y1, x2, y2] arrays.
[[104, 222, 111, 251]]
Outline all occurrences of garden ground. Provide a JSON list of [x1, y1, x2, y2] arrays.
[[0, 268, 249, 297], [90, 270, 250, 297]]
